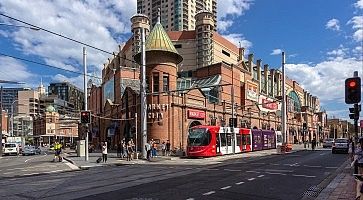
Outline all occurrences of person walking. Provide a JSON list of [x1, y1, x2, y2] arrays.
[[117, 142, 122, 158], [161, 141, 166, 156], [127, 141, 133, 161], [166, 140, 171, 156], [312, 137, 316, 151], [102, 142, 108, 163], [145, 141, 151, 161]]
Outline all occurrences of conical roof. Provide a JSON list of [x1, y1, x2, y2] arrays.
[[134, 22, 183, 64]]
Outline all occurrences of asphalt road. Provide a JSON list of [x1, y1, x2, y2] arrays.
[[0, 148, 76, 178], [0, 149, 347, 200]]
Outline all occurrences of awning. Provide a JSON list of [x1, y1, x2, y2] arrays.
[[177, 75, 221, 93]]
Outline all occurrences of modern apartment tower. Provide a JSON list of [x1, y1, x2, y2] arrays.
[[48, 82, 85, 111], [137, 0, 217, 31]]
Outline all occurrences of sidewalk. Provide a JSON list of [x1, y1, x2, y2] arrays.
[[316, 163, 356, 200], [63, 143, 308, 169]]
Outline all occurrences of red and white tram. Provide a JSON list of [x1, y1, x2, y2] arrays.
[[187, 125, 280, 157]]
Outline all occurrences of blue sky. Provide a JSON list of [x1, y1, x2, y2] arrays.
[[0, 0, 362, 120]]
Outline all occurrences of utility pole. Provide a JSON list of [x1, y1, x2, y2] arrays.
[[140, 28, 147, 159], [231, 64, 235, 154], [281, 52, 287, 144], [83, 47, 89, 161], [135, 113, 138, 159]]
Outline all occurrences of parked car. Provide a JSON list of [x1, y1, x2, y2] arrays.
[[323, 138, 334, 148], [3, 143, 19, 156], [332, 138, 349, 154], [22, 146, 41, 156]]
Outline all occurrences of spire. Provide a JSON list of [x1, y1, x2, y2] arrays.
[[40, 77, 43, 87], [157, 7, 161, 24]]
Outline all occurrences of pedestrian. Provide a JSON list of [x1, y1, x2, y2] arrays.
[[348, 138, 354, 162], [161, 141, 166, 156], [145, 141, 151, 161], [312, 137, 316, 150], [102, 142, 108, 163], [127, 141, 133, 161], [166, 140, 171, 156], [117, 142, 121, 158], [152, 141, 158, 157]]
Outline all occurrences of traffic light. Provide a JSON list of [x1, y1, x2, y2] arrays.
[[80, 111, 91, 124], [229, 117, 237, 127], [345, 77, 361, 104], [303, 122, 307, 131], [349, 104, 361, 120]]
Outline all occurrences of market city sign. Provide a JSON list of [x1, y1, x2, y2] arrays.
[[258, 96, 280, 112], [147, 104, 169, 119]]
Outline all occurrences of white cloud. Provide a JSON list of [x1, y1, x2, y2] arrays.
[[348, 16, 363, 42], [270, 49, 282, 55], [325, 19, 340, 31], [285, 56, 361, 102], [217, 0, 253, 32], [222, 33, 253, 54], [0, 0, 136, 86], [355, 0, 363, 9], [0, 56, 35, 83]]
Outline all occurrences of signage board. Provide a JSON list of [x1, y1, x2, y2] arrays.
[[188, 110, 205, 119]]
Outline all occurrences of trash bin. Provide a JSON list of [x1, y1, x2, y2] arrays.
[[77, 140, 85, 157]]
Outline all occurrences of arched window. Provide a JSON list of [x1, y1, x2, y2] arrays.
[[288, 91, 301, 112]]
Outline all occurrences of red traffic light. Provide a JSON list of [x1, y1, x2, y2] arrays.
[[348, 80, 357, 88]]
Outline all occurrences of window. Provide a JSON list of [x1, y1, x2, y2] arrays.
[[174, 44, 182, 48], [163, 75, 169, 92], [208, 87, 219, 103], [153, 74, 159, 93], [222, 50, 230, 57]]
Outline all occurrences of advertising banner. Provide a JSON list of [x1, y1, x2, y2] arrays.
[[246, 81, 258, 102]]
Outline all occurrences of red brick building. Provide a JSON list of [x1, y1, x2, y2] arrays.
[[87, 12, 328, 151]]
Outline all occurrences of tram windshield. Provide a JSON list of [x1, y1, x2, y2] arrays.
[[187, 128, 211, 146]]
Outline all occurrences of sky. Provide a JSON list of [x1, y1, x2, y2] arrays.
[[0, 0, 362, 120]]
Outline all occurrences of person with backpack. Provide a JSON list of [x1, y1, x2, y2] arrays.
[[102, 142, 108, 163]]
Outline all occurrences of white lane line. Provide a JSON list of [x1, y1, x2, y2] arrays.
[[203, 191, 215, 196], [303, 165, 321, 168], [251, 162, 266, 165], [325, 166, 338, 169], [23, 173, 40, 176], [204, 168, 219, 171], [265, 169, 293, 173], [186, 198, 194, 200], [319, 153, 326, 156], [248, 178, 255, 181], [271, 163, 280, 166], [3, 171, 15, 174], [185, 167, 193, 170], [257, 175, 265, 178], [292, 174, 316, 178], [246, 170, 261, 173], [224, 169, 241, 172], [265, 172, 287, 176], [235, 181, 245, 185], [221, 186, 231, 190]]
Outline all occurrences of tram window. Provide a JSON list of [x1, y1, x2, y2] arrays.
[[227, 133, 232, 146], [187, 128, 211, 146], [246, 135, 251, 145], [220, 133, 227, 146], [237, 134, 241, 146]]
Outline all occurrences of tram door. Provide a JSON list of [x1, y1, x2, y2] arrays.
[[219, 128, 233, 155]]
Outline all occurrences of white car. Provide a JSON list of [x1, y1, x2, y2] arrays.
[[4, 143, 19, 156]]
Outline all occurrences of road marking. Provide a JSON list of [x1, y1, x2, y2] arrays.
[[3, 171, 15, 174], [257, 175, 265, 178], [325, 166, 338, 169], [65, 162, 79, 170], [186, 198, 194, 200], [235, 181, 244, 185], [23, 173, 39, 176], [271, 163, 280, 166], [221, 186, 231, 190], [265, 169, 293, 173], [303, 165, 321, 168], [246, 170, 261, 173], [265, 172, 287, 176], [203, 191, 215, 196], [224, 169, 241, 172], [319, 153, 326, 156], [25, 154, 47, 163], [185, 167, 193, 170], [292, 174, 316, 178], [251, 162, 265, 165], [204, 168, 219, 171], [248, 178, 255, 181]]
